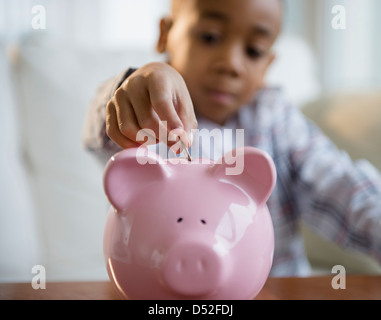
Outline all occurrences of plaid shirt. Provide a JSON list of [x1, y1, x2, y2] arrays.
[[83, 69, 381, 276]]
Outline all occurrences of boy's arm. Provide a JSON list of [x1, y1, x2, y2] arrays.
[[82, 68, 136, 164], [283, 103, 381, 263]]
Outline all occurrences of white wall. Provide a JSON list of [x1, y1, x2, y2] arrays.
[[289, 0, 381, 93], [316, 0, 380, 92], [0, 43, 42, 282]]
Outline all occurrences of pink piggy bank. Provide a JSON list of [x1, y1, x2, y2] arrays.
[[103, 146, 276, 300]]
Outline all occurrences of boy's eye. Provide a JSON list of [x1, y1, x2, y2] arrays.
[[246, 47, 264, 59], [199, 31, 221, 45]]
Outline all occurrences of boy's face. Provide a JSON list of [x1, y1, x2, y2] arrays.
[[157, 0, 282, 125]]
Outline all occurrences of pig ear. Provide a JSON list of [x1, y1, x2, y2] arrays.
[[103, 147, 170, 212], [211, 147, 276, 206]]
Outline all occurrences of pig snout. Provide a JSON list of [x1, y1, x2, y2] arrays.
[[162, 240, 224, 297]]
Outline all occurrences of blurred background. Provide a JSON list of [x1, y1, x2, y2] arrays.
[[1, 0, 380, 282]]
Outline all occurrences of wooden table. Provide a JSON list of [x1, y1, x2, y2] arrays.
[[1, 276, 380, 300]]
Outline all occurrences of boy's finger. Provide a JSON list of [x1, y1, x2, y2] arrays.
[[148, 79, 184, 132], [128, 87, 162, 143], [175, 91, 198, 148], [106, 101, 140, 149], [129, 89, 186, 147], [113, 89, 142, 142]]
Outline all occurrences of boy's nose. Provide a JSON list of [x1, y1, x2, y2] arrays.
[[213, 43, 245, 78]]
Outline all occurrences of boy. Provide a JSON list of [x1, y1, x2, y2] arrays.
[[83, 0, 381, 276]]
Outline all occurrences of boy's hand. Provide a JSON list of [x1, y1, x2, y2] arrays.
[[106, 62, 197, 151]]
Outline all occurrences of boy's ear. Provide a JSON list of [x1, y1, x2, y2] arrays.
[[156, 17, 173, 53]]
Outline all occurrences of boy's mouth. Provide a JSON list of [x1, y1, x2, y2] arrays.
[[206, 88, 235, 105]]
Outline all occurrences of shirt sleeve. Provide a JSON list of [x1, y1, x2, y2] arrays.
[[82, 68, 136, 164], [282, 102, 381, 263]]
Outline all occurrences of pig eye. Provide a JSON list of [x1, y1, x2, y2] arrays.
[[177, 217, 183, 223], [200, 219, 206, 225]]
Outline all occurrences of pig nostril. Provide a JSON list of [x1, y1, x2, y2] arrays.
[[177, 217, 183, 223], [200, 219, 206, 225]]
